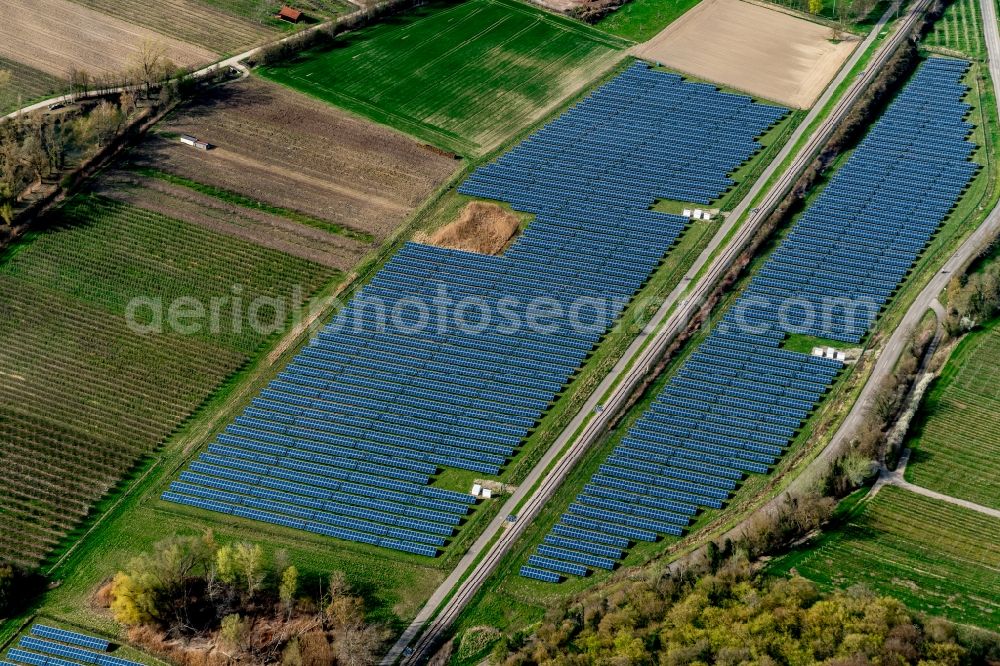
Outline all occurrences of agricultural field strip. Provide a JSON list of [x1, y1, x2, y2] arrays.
[[0, 56, 65, 114], [0, 197, 337, 567], [260, 0, 626, 155], [773, 486, 1000, 628], [925, 0, 985, 56], [133, 77, 457, 244], [69, 0, 275, 55], [519, 58, 980, 581], [633, 0, 858, 109], [161, 63, 786, 557], [0, 0, 215, 78], [906, 325, 1000, 509]]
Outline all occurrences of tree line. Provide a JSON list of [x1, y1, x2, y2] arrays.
[[489, 558, 1000, 665], [102, 531, 388, 666]]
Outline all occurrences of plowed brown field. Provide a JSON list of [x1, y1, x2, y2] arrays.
[[0, 0, 214, 78], [135, 78, 458, 242]]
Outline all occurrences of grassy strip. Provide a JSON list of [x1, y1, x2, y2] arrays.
[[595, 0, 700, 42], [133, 166, 375, 243]]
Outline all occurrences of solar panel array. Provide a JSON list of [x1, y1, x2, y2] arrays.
[[461, 62, 787, 207], [2, 625, 141, 666], [725, 58, 979, 343], [523, 58, 979, 582], [164, 62, 787, 556]]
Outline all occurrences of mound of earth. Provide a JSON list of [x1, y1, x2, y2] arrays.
[[418, 201, 521, 255]]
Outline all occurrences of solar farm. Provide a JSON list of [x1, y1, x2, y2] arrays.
[[522, 57, 980, 582], [5, 0, 1000, 654], [162, 62, 789, 557], [1, 625, 143, 666]]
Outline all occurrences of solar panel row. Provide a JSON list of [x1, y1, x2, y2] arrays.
[[30, 626, 108, 652], [166, 62, 786, 554], [3, 625, 141, 666], [522, 58, 979, 582]]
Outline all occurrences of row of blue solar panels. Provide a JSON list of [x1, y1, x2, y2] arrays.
[[3, 625, 143, 666], [522, 58, 978, 582], [728, 57, 978, 343], [166, 61, 790, 556], [461, 62, 787, 207], [30, 627, 107, 653]]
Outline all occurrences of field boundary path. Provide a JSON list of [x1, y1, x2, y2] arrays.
[[873, 449, 1000, 518], [383, 0, 932, 662]]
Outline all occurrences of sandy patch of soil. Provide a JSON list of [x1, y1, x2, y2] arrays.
[[633, 0, 858, 108], [529, 0, 584, 11], [0, 0, 214, 78], [415, 202, 520, 255]]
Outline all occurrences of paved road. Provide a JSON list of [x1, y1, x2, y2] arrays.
[[384, 2, 928, 663]]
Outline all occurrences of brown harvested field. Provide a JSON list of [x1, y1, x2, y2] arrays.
[[416, 202, 521, 255], [70, 0, 276, 55], [135, 77, 458, 241], [633, 0, 858, 108], [529, 0, 584, 12], [0, 0, 215, 78]]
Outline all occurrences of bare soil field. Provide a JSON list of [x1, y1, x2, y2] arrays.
[[529, 0, 585, 12], [70, 0, 277, 55], [0, 0, 215, 78], [415, 202, 521, 255], [634, 0, 858, 108], [136, 77, 458, 241]]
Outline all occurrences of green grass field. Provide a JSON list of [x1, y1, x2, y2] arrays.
[[0, 195, 339, 568], [595, 0, 701, 42], [924, 0, 986, 59], [770, 486, 1000, 629], [259, 0, 628, 156], [0, 57, 64, 115], [905, 320, 1000, 510]]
